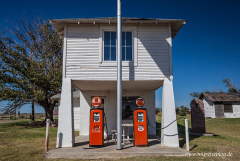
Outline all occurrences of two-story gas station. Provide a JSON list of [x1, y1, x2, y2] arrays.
[[46, 0, 187, 158]]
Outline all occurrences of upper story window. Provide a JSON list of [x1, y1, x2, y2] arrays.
[[122, 31, 132, 61], [103, 31, 133, 61], [99, 26, 137, 67], [104, 31, 116, 61]]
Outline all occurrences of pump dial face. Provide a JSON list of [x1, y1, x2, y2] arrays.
[[91, 97, 102, 107], [136, 97, 145, 107]]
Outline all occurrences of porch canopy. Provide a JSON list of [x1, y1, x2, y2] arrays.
[[72, 80, 163, 90]]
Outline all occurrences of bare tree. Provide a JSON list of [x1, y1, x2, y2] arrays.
[[222, 78, 240, 93]]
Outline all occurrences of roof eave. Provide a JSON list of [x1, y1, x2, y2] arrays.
[[49, 17, 186, 38]]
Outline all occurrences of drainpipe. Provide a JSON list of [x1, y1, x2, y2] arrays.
[[117, 0, 122, 150]]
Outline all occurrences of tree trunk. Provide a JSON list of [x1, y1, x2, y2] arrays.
[[32, 101, 34, 122], [45, 107, 54, 122], [38, 99, 57, 126]]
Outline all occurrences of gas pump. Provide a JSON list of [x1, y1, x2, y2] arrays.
[[133, 98, 148, 147], [89, 108, 104, 146], [89, 97, 106, 147]]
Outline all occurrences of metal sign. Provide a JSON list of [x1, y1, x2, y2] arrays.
[[136, 97, 144, 107], [91, 97, 102, 107]]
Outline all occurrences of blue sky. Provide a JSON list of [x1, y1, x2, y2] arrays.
[[0, 0, 239, 113]]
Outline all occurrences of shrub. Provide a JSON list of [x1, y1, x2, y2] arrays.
[[155, 107, 161, 114], [176, 107, 180, 114], [179, 106, 187, 116]]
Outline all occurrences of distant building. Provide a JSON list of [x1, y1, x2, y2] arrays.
[[51, 90, 80, 130], [199, 92, 240, 118], [53, 103, 59, 118]]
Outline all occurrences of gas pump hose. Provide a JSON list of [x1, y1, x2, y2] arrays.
[[147, 116, 187, 130], [104, 114, 109, 145]]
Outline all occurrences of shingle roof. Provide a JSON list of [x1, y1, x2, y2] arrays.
[[199, 92, 240, 103]]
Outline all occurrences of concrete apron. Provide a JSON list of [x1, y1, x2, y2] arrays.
[[45, 135, 187, 159]]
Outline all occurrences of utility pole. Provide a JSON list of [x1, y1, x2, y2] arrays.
[[117, 0, 122, 150]]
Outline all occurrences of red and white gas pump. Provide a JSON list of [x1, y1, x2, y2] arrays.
[[133, 97, 148, 147], [89, 97, 105, 147]]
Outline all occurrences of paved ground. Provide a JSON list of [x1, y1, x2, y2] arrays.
[[45, 135, 187, 159]]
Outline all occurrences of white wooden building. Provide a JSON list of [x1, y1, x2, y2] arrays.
[[200, 92, 240, 118], [50, 17, 186, 148]]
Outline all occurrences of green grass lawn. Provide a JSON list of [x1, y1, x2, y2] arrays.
[[0, 118, 78, 161], [154, 113, 240, 161], [0, 115, 239, 161]]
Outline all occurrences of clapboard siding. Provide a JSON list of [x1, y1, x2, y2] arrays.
[[137, 25, 170, 79], [224, 103, 240, 118], [203, 97, 216, 118], [65, 24, 170, 80]]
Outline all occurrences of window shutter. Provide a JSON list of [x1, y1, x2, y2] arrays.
[[224, 104, 233, 113]]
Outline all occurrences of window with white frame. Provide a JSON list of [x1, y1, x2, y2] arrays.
[[99, 26, 137, 66], [104, 31, 116, 61], [122, 31, 133, 61], [103, 31, 133, 61]]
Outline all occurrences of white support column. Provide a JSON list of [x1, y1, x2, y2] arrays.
[[56, 78, 75, 148], [79, 90, 91, 135], [161, 77, 179, 147]]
